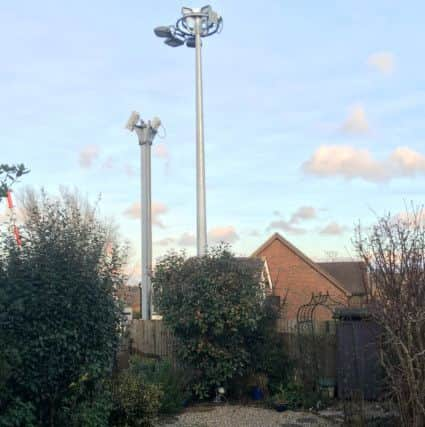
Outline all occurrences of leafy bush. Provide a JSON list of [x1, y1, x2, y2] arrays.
[[57, 379, 113, 427], [0, 163, 29, 199], [152, 246, 267, 399], [227, 297, 292, 399], [269, 382, 324, 410], [68, 393, 112, 427], [0, 189, 127, 426], [110, 370, 163, 427], [128, 357, 191, 414], [0, 397, 36, 427], [269, 384, 288, 406], [247, 297, 293, 394], [277, 382, 304, 409]]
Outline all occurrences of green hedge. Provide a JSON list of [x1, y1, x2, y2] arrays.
[[153, 246, 272, 399], [0, 189, 126, 426]]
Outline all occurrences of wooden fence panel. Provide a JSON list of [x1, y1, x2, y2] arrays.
[[129, 319, 176, 361], [128, 319, 338, 384], [281, 320, 337, 388], [126, 318, 383, 400]]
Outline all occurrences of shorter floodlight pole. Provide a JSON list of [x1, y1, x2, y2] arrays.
[[137, 125, 153, 320], [126, 113, 161, 320]]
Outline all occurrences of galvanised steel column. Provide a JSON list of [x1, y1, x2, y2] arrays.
[[195, 16, 207, 256], [127, 112, 160, 320], [146, 134, 152, 319], [154, 7, 222, 256], [137, 126, 153, 320]]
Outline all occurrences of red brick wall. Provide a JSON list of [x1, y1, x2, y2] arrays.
[[256, 238, 348, 321], [116, 285, 140, 314]]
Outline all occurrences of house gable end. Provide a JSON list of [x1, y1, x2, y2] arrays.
[[252, 233, 351, 297]]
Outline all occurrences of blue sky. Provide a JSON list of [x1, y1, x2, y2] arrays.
[[2, 0, 425, 272]]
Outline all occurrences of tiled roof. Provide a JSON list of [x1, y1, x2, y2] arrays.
[[317, 261, 367, 296]]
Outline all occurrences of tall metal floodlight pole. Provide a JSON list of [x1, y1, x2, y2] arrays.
[[126, 111, 161, 320], [154, 6, 223, 256]]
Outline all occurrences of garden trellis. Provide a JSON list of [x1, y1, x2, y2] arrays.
[[296, 292, 344, 395]]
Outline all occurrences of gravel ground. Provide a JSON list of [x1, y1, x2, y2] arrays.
[[156, 404, 338, 427]]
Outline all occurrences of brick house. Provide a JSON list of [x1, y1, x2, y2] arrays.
[[252, 233, 367, 321], [116, 285, 140, 315]]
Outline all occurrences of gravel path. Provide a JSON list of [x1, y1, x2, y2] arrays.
[[157, 404, 338, 427]]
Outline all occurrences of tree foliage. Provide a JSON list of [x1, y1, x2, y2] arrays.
[[355, 207, 425, 427], [0, 164, 29, 199], [0, 188, 127, 426], [127, 357, 191, 415], [246, 296, 292, 394], [110, 358, 164, 427], [152, 246, 267, 399]]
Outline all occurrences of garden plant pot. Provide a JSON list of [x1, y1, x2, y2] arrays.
[[274, 403, 287, 412], [251, 386, 264, 400], [318, 377, 336, 399]]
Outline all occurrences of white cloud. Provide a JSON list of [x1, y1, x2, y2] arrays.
[[123, 202, 168, 228], [177, 232, 196, 247], [391, 147, 425, 175], [208, 226, 239, 244], [290, 206, 316, 223], [124, 164, 136, 177], [79, 145, 99, 168], [102, 156, 114, 169], [267, 219, 306, 235], [123, 203, 140, 219], [319, 222, 347, 235], [395, 208, 425, 226], [153, 143, 169, 159], [151, 203, 168, 228], [303, 145, 386, 181], [267, 206, 317, 234], [341, 105, 370, 135], [155, 237, 175, 247], [367, 51, 395, 75], [153, 227, 240, 249], [302, 145, 425, 182]]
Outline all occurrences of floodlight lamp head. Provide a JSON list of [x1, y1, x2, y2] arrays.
[[125, 111, 140, 131], [209, 10, 219, 24], [164, 36, 184, 47], [181, 7, 193, 16], [154, 26, 173, 38], [150, 117, 161, 131], [201, 5, 212, 14], [186, 37, 196, 48]]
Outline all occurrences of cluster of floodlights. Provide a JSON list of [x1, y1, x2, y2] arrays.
[[154, 5, 223, 48], [125, 111, 161, 135]]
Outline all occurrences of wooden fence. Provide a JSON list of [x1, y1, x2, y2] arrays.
[[277, 318, 337, 334], [123, 318, 381, 400], [124, 319, 338, 392], [129, 319, 176, 360], [127, 319, 336, 369]]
